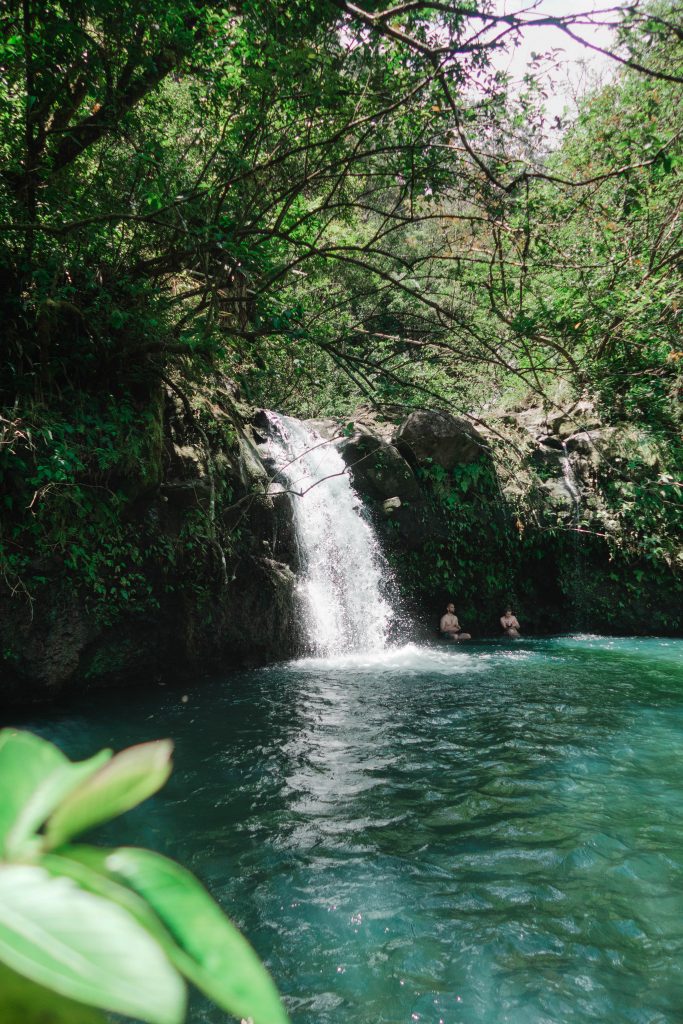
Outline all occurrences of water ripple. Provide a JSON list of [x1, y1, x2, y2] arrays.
[[15, 636, 683, 1024]]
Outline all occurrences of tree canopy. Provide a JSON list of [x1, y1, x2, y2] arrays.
[[1, 1, 680, 415], [0, 0, 681, 620]]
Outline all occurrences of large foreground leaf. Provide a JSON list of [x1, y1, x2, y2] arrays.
[[65, 845, 290, 1024], [41, 851, 179, 953], [0, 961, 105, 1024], [44, 740, 173, 848], [0, 730, 111, 859], [0, 865, 186, 1024]]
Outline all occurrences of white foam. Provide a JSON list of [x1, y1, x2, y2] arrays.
[[286, 643, 484, 675]]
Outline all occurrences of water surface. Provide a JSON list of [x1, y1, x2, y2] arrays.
[[12, 636, 683, 1024]]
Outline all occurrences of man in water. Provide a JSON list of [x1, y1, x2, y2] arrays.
[[500, 608, 521, 637], [440, 602, 472, 641]]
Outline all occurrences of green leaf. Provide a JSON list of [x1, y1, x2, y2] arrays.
[[0, 731, 111, 860], [0, 865, 186, 1024], [41, 851, 179, 954], [44, 740, 173, 849], [45, 847, 289, 1023], [67, 846, 289, 1024], [0, 732, 64, 854], [0, 960, 106, 1024]]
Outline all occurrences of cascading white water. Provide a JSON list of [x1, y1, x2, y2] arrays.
[[559, 441, 582, 522], [266, 414, 393, 656], [559, 439, 586, 628]]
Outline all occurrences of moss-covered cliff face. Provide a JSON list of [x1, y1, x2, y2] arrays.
[[0, 380, 302, 703], [1, 387, 680, 704], [324, 403, 682, 639]]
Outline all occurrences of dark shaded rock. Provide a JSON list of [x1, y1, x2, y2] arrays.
[[270, 491, 300, 570], [510, 406, 550, 438], [161, 477, 213, 511], [553, 400, 602, 438], [337, 433, 420, 503], [235, 429, 269, 491], [540, 477, 579, 516], [333, 427, 442, 556], [182, 555, 300, 668], [0, 385, 305, 704], [394, 410, 488, 469], [511, 401, 601, 442], [239, 492, 277, 549], [564, 429, 605, 458], [537, 435, 564, 452], [251, 408, 273, 436], [0, 517, 301, 702], [160, 441, 212, 510], [0, 588, 94, 697], [168, 441, 206, 480], [390, 499, 444, 550], [77, 615, 178, 688], [530, 444, 564, 474], [343, 403, 402, 443]]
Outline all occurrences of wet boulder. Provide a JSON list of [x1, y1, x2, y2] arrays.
[[394, 410, 488, 469], [183, 555, 300, 668], [337, 433, 420, 503], [540, 477, 580, 518]]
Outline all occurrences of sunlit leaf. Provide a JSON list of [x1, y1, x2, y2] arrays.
[[0, 730, 111, 859], [41, 851, 178, 952], [44, 740, 173, 848], [66, 846, 289, 1024], [0, 865, 186, 1024]]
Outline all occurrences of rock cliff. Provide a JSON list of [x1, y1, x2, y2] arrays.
[[1, 391, 679, 704], [309, 402, 681, 638], [0, 384, 302, 703]]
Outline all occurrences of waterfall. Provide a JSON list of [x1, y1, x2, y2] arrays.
[[560, 440, 585, 629], [265, 414, 394, 656], [559, 441, 582, 521], [492, 467, 516, 601]]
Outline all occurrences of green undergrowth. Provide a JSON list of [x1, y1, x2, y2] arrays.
[[390, 453, 681, 636], [0, 382, 244, 641]]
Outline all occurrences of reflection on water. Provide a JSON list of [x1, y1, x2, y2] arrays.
[[10, 637, 683, 1024]]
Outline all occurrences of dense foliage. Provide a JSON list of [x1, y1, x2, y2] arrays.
[[0, 0, 681, 639]]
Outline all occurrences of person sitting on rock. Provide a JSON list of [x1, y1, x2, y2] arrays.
[[440, 602, 472, 641], [500, 608, 521, 637]]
